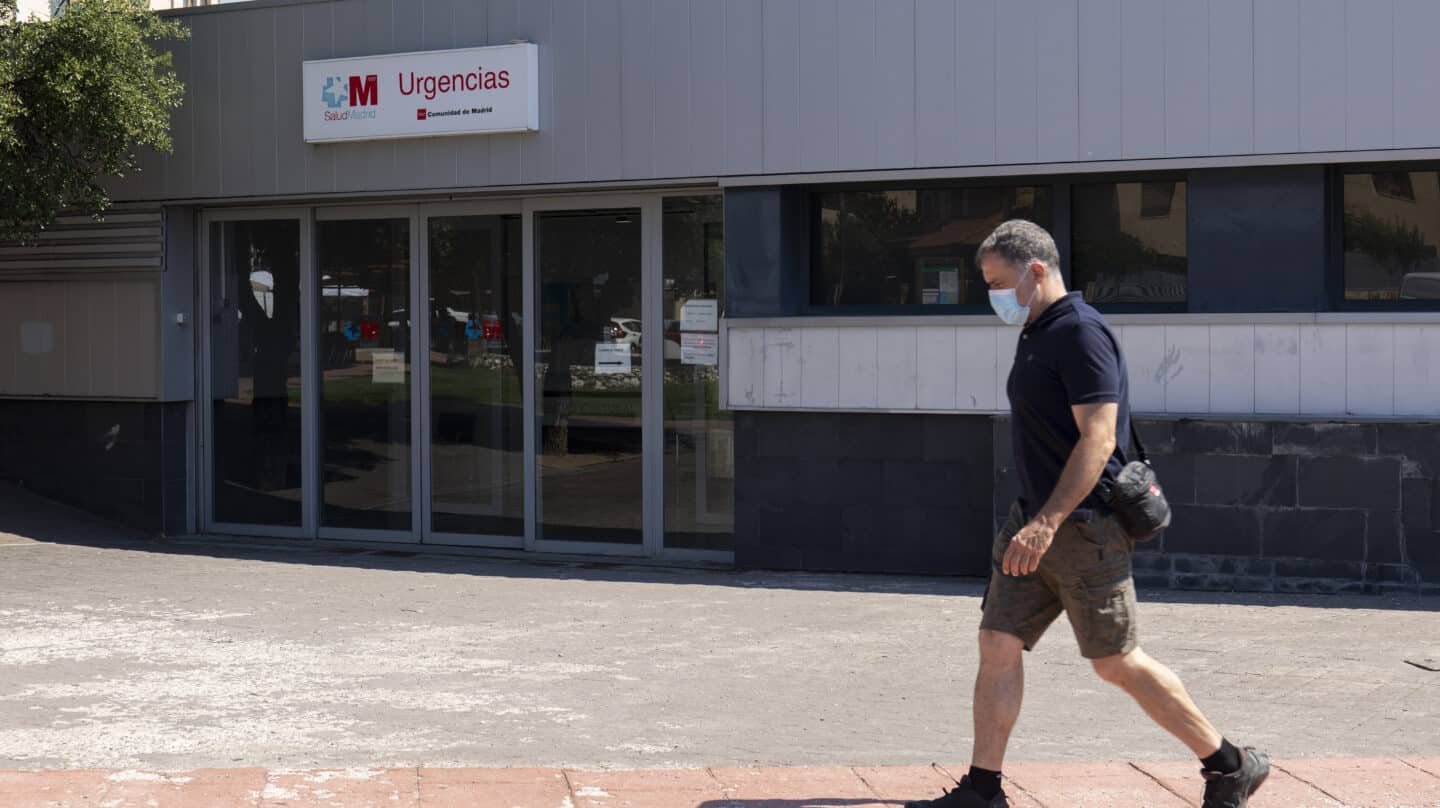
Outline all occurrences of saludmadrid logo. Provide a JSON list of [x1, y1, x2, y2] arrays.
[[321, 74, 379, 122]]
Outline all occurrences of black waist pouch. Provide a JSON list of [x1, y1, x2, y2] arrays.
[[1096, 420, 1171, 542]]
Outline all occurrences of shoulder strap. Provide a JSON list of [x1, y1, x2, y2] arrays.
[[1094, 322, 1149, 466], [1129, 417, 1149, 465]]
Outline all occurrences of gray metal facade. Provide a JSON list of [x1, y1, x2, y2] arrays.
[[111, 0, 1440, 204]]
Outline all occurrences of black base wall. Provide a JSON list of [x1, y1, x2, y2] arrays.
[[734, 411, 995, 575], [738, 411, 1438, 595], [0, 399, 187, 535]]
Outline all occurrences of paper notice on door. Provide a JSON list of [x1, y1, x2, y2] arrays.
[[371, 350, 405, 384], [595, 342, 632, 374], [679, 299, 719, 332], [680, 332, 719, 366]]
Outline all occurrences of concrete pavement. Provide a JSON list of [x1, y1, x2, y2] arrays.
[[1, 483, 1438, 804], [2, 759, 1440, 806]]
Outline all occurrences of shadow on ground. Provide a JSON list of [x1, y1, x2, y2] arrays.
[[3, 482, 1434, 611]]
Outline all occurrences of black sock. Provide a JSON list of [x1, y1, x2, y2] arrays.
[[967, 766, 1003, 799], [1201, 739, 1243, 774]]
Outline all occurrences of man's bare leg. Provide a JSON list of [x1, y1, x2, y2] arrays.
[[1090, 647, 1222, 757], [972, 629, 1027, 770]]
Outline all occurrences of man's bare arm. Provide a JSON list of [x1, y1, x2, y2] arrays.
[[1002, 401, 1119, 576]]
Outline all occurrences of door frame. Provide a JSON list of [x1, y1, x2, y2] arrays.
[[416, 200, 526, 550], [197, 206, 314, 540], [523, 194, 662, 558]]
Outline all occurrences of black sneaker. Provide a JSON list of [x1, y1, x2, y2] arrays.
[[1201, 746, 1271, 808], [904, 775, 1009, 808]]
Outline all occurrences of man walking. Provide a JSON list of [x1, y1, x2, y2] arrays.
[[906, 221, 1269, 808]]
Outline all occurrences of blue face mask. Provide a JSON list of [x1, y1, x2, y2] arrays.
[[988, 271, 1038, 326]]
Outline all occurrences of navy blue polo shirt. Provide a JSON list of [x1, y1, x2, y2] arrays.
[[1005, 292, 1131, 520]]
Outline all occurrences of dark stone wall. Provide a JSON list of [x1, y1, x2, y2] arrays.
[[0, 400, 188, 535], [735, 410, 1437, 595], [996, 418, 1440, 595], [734, 411, 995, 575]]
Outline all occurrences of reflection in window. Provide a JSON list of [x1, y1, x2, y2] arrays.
[[428, 215, 525, 538], [1072, 181, 1188, 305], [209, 220, 302, 527], [1344, 170, 1440, 302], [662, 196, 731, 551], [318, 218, 413, 531], [813, 185, 1052, 306]]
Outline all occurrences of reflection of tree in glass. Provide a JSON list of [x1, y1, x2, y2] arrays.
[[818, 192, 921, 305], [537, 212, 642, 456], [1344, 208, 1437, 281]]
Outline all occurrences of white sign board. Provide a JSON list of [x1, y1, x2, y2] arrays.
[[371, 350, 405, 384], [680, 332, 719, 366], [679, 299, 719, 333], [303, 44, 539, 144], [595, 343, 632, 375]]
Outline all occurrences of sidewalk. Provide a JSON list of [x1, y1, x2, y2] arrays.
[[3, 759, 1439, 807]]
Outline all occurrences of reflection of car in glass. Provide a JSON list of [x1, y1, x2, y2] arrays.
[[603, 317, 642, 349], [1401, 273, 1440, 299]]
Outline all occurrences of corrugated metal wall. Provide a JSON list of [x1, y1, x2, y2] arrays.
[[109, 0, 1440, 203]]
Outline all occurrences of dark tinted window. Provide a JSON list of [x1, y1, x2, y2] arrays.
[[1343, 170, 1440, 302], [1072, 181, 1188, 305], [813, 185, 1052, 306]]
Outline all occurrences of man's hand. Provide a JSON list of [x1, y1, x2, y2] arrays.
[[1003, 518, 1057, 577]]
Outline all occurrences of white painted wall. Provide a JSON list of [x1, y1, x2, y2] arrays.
[[725, 318, 1440, 419], [15, 0, 51, 20]]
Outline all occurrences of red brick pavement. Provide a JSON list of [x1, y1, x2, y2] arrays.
[[0, 758, 1435, 807]]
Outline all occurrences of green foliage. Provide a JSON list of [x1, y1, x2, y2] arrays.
[[1344, 207, 1437, 270], [0, 0, 187, 242]]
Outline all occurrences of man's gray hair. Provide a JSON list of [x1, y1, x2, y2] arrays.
[[976, 219, 1060, 272]]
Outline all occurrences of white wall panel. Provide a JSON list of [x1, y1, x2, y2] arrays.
[[1077, 0, 1123, 160], [994, 327, 1017, 411], [1163, 0, 1209, 158], [1392, 326, 1438, 416], [761, 0, 801, 173], [836, 328, 878, 409], [730, 320, 1434, 419], [875, 327, 918, 409], [873, 0, 917, 168], [1209, 325, 1256, 413], [1163, 325, 1211, 413], [993, 0, 1036, 164], [797, 0, 841, 172], [725, 0, 767, 173], [1344, 0, 1394, 150], [1120, 324, 1167, 412], [1393, 0, 1440, 148], [916, 326, 957, 410], [1252, 0, 1300, 153], [1299, 324, 1347, 415], [1209, 0, 1255, 155], [835, 0, 878, 170], [1120, 0, 1165, 158], [762, 328, 802, 407], [688, 0, 727, 178], [1298, 0, 1347, 152], [1253, 324, 1301, 414], [914, 0, 960, 167], [1346, 324, 1394, 416], [800, 327, 841, 409], [1036, 0, 1081, 162], [726, 327, 765, 407]]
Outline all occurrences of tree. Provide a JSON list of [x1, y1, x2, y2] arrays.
[[0, 0, 186, 243]]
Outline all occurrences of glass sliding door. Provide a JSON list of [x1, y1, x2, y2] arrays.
[[661, 196, 732, 551], [533, 207, 645, 545], [317, 217, 415, 533], [426, 214, 525, 540], [207, 219, 305, 529]]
